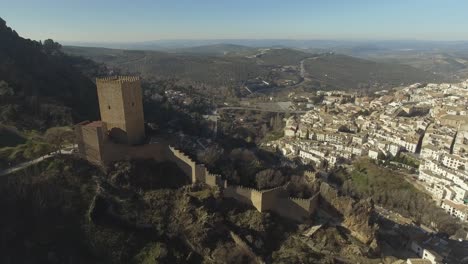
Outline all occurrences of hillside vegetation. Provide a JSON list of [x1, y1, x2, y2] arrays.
[[1, 156, 401, 263], [173, 43, 258, 56], [64, 46, 268, 90], [0, 18, 104, 130], [63, 45, 446, 97], [329, 159, 463, 236], [303, 53, 447, 91]]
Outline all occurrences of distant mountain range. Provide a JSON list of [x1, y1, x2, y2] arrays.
[[63, 39, 468, 53], [63, 39, 468, 80]]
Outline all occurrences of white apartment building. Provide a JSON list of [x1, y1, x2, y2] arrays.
[[441, 199, 468, 222], [441, 154, 467, 171]]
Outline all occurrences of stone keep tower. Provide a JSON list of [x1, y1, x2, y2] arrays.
[[96, 76, 145, 145]]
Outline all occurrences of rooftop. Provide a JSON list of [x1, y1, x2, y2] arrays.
[[443, 199, 468, 212]]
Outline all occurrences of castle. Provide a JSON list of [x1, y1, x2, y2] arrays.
[[75, 76, 319, 222]]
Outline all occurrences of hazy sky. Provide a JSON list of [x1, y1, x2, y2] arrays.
[[2, 0, 468, 42]]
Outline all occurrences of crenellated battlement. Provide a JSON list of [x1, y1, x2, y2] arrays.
[[289, 197, 312, 202], [96, 75, 141, 84], [289, 192, 319, 202], [228, 185, 262, 193], [227, 184, 287, 194], [169, 146, 197, 164]]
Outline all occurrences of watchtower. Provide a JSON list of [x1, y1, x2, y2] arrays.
[[96, 76, 145, 145]]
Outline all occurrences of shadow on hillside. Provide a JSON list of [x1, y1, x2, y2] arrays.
[[108, 159, 191, 190]]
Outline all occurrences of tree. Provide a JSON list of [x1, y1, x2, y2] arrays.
[[255, 169, 285, 190], [44, 127, 74, 153], [42, 39, 62, 55], [197, 146, 223, 166]]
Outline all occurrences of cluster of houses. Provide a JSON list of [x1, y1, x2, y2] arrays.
[[267, 80, 468, 223]]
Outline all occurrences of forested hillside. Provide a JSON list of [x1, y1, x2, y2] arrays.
[[0, 18, 105, 130]]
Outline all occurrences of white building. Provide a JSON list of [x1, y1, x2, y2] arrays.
[[441, 199, 468, 222]]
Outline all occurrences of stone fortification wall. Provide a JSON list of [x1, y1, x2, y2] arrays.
[[166, 146, 226, 187], [273, 193, 320, 222], [75, 121, 107, 165], [205, 171, 225, 188], [100, 141, 168, 165], [224, 185, 263, 211], [76, 120, 319, 222], [195, 163, 226, 187], [289, 193, 320, 213], [167, 146, 197, 183], [260, 186, 288, 211], [224, 184, 319, 222]]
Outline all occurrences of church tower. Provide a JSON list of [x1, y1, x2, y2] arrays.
[[96, 76, 145, 145]]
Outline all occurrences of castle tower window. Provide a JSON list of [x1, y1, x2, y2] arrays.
[[108, 105, 111, 110]]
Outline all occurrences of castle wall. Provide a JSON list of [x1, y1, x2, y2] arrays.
[[74, 122, 107, 165], [224, 184, 319, 222], [224, 186, 263, 211], [260, 186, 288, 211], [127, 143, 167, 162], [167, 146, 197, 183], [205, 171, 225, 188], [195, 164, 207, 182], [272, 193, 320, 222]]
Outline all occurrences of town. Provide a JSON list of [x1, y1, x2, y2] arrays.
[[267, 80, 468, 224]]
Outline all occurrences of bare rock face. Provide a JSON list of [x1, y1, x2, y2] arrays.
[[319, 182, 378, 245]]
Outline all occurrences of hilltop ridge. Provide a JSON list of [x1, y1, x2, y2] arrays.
[[0, 18, 103, 129]]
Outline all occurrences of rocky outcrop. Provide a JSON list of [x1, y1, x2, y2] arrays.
[[319, 182, 378, 245]]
